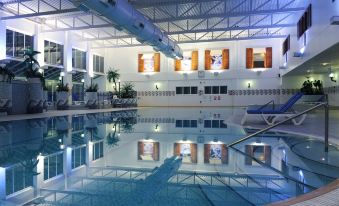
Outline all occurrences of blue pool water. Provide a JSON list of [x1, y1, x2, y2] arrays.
[[0, 108, 338, 206]]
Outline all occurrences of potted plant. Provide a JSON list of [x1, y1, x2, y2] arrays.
[[0, 64, 15, 114], [85, 83, 98, 109], [120, 82, 137, 107], [300, 79, 325, 102], [24, 49, 44, 113], [56, 82, 70, 110], [107, 68, 120, 94]]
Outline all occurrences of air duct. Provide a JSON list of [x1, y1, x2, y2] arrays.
[[72, 0, 183, 59]]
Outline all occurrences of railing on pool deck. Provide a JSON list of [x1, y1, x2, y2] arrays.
[[228, 95, 330, 152]]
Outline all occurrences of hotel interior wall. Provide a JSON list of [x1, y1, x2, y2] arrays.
[[281, 0, 339, 106], [101, 39, 284, 107], [0, 11, 106, 92]]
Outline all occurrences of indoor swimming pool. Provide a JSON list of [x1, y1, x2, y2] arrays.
[[0, 108, 338, 206]]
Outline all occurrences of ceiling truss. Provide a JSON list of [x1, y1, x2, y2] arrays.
[[0, 0, 307, 48]]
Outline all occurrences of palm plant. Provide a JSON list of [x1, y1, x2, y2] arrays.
[[24, 49, 44, 83], [107, 68, 120, 93], [85, 83, 99, 92], [120, 82, 136, 98]]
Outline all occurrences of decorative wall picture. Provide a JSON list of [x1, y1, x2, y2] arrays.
[[138, 53, 160, 73], [246, 47, 272, 69], [205, 49, 229, 70], [175, 51, 198, 72], [204, 144, 228, 164], [138, 141, 160, 161], [245, 145, 271, 166], [174, 143, 197, 163]]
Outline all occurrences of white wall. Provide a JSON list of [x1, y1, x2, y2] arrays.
[[100, 39, 284, 106], [282, 0, 339, 76]]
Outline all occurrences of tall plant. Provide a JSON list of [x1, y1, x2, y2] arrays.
[[24, 49, 44, 84], [107, 68, 120, 93], [120, 82, 136, 98], [0, 64, 15, 82]]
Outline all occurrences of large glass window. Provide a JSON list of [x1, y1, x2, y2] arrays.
[[6, 165, 33, 196], [6, 29, 34, 58], [71, 146, 86, 169], [43, 153, 63, 181], [93, 141, 104, 161], [93, 54, 105, 73], [44, 40, 64, 66], [72, 48, 87, 70]]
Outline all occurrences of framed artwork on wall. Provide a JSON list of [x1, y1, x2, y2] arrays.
[[175, 51, 198, 72], [205, 49, 229, 70]]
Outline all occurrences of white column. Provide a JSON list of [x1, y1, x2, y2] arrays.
[[34, 24, 44, 66], [86, 42, 93, 86], [197, 144, 204, 164], [63, 32, 73, 104], [33, 155, 45, 197], [63, 147, 73, 190], [0, 12, 7, 60], [86, 141, 94, 167], [0, 167, 6, 199]]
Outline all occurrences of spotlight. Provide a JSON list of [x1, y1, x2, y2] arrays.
[[329, 73, 336, 82]]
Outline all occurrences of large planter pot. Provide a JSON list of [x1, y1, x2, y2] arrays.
[[122, 98, 137, 107], [27, 78, 43, 114], [0, 82, 12, 114], [85, 92, 98, 109], [56, 91, 69, 110]]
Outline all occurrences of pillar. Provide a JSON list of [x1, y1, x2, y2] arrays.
[[63, 31, 73, 104], [34, 24, 44, 66], [85, 42, 93, 87], [0, 167, 6, 199], [0, 12, 6, 60]]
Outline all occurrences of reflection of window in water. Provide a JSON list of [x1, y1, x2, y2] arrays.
[[210, 144, 222, 159], [180, 143, 191, 156], [253, 48, 265, 68], [252, 146, 265, 165], [143, 142, 154, 155]]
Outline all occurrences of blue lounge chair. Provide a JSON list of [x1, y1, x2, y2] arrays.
[[241, 92, 306, 125]]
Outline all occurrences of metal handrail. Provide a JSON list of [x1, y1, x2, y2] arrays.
[[228, 101, 329, 150]]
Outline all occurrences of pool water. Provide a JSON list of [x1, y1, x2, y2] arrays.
[[0, 108, 338, 206]]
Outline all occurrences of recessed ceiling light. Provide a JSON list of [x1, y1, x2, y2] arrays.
[[307, 70, 311, 73], [322, 63, 330, 66]]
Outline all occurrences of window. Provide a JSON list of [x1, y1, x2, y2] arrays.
[[176, 87, 183, 95], [44, 153, 63, 181], [93, 141, 104, 160], [297, 5, 312, 39], [6, 29, 34, 58], [72, 48, 87, 70], [212, 86, 220, 94], [71, 146, 86, 169], [176, 87, 198, 95], [191, 87, 198, 94], [93, 54, 105, 73], [44, 40, 64, 66], [220, 86, 228, 94], [205, 86, 211, 94], [176, 120, 198, 128], [6, 165, 33, 195], [204, 120, 227, 128], [184, 87, 190, 94], [282, 35, 290, 56], [205, 86, 227, 94]]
